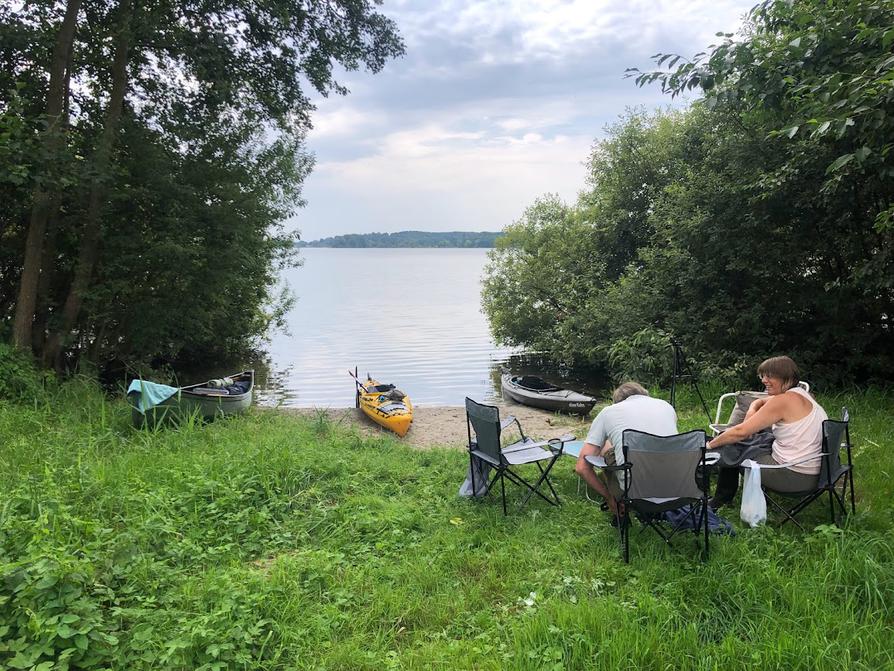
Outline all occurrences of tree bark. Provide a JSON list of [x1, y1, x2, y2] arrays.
[[11, 0, 82, 351], [33, 34, 76, 357], [44, 0, 133, 370]]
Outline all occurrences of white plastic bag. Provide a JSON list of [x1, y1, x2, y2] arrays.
[[740, 459, 767, 527]]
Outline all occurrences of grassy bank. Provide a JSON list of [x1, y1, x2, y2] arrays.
[[1, 381, 892, 670]]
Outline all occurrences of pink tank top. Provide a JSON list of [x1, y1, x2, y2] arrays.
[[772, 386, 828, 475]]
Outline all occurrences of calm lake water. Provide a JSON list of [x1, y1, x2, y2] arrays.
[[254, 248, 519, 407]]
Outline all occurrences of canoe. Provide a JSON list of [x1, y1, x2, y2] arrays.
[[354, 373, 413, 437], [128, 370, 254, 427], [501, 373, 596, 416]]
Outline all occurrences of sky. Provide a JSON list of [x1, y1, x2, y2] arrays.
[[289, 0, 756, 241]]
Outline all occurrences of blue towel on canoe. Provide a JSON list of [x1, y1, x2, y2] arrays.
[[127, 380, 179, 413]]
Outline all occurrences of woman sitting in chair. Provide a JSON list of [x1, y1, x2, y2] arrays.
[[707, 356, 828, 508]]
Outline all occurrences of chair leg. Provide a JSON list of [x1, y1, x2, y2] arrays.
[[848, 471, 856, 515], [518, 458, 561, 508], [622, 505, 630, 563], [829, 487, 836, 525], [540, 462, 562, 503], [469, 451, 476, 497], [766, 493, 805, 531], [703, 500, 710, 561], [500, 472, 507, 516]]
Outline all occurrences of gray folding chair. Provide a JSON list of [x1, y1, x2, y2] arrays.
[[465, 397, 568, 515], [612, 429, 710, 563], [763, 408, 855, 529]]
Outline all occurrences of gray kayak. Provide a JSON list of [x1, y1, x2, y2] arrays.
[[501, 373, 597, 416]]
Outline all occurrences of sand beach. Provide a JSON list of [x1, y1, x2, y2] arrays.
[[284, 401, 602, 449]]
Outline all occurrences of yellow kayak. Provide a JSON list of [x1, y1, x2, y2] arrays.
[[352, 371, 413, 437]]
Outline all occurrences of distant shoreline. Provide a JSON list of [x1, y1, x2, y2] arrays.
[[296, 230, 503, 248]]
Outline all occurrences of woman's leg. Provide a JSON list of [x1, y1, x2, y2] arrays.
[[711, 429, 775, 507], [711, 467, 740, 507]]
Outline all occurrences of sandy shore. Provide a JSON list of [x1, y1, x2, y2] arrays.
[[282, 400, 603, 449]]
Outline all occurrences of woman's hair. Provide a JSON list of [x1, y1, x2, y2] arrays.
[[757, 356, 800, 390], [612, 381, 649, 403]]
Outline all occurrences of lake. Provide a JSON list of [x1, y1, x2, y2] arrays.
[[255, 248, 518, 407]]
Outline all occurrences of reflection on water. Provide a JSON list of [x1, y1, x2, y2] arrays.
[[219, 248, 607, 408]]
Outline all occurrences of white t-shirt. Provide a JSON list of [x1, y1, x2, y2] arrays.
[[585, 394, 678, 485]]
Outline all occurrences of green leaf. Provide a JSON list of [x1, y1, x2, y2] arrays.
[[826, 153, 855, 173], [855, 146, 872, 162], [7, 651, 39, 669], [34, 575, 59, 590]]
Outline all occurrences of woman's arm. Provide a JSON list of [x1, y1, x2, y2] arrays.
[[744, 397, 767, 420], [708, 394, 788, 449]]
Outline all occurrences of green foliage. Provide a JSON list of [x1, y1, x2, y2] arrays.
[[483, 195, 608, 366], [1, 385, 893, 669], [485, 50, 893, 384], [607, 328, 672, 384], [486, 0, 893, 385], [631, 1, 894, 214], [1, 1, 405, 367], [0, 343, 49, 402], [298, 230, 503, 248]]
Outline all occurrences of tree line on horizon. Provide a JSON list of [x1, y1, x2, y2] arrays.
[[296, 230, 502, 248], [483, 0, 893, 387], [0, 1, 403, 372]]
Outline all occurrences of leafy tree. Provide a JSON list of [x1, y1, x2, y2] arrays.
[[482, 194, 610, 368], [623, 0, 894, 382], [2, 0, 404, 369], [630, 0, 894, 228], [484, 99, 894, 386]]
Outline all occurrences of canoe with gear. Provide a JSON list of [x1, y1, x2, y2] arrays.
[[500, 372, 596, 416], [350, 367, 413, 437], [127, 370, 254, 427]]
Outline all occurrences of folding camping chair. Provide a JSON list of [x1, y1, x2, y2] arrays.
[[710, 381, 811, 435], [465, 397, 570, 515], [608, 429, 710, 563], [761, 409, 855, 529]]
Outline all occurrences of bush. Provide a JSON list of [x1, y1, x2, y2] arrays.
[[0, 343, 50, 403]]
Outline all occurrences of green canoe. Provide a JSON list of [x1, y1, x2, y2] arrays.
[[128, 370, 254, 427]]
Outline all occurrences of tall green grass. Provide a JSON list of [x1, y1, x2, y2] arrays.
[[1, 380, 892, 670]]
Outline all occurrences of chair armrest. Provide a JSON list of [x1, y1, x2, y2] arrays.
[[584, 455, 607, 468], [500, 415, 518, 431], [704, 451, 721, 466], [504, 433, 575, 453]]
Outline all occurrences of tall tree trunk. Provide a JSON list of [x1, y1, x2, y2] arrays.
[[31, 203, 62, 355], [44, 0, 133, 370], [11, 0, 82, 351], [33, 35, 76, 357]]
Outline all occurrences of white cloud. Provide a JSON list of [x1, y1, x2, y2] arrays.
[[288, 0, 755, 239], [310, 105, 380, 139]]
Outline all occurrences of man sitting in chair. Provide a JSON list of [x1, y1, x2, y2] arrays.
[[575, 382, 678, 520]]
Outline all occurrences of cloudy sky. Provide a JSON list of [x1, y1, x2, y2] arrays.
[[290, 0, 755, 241]]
